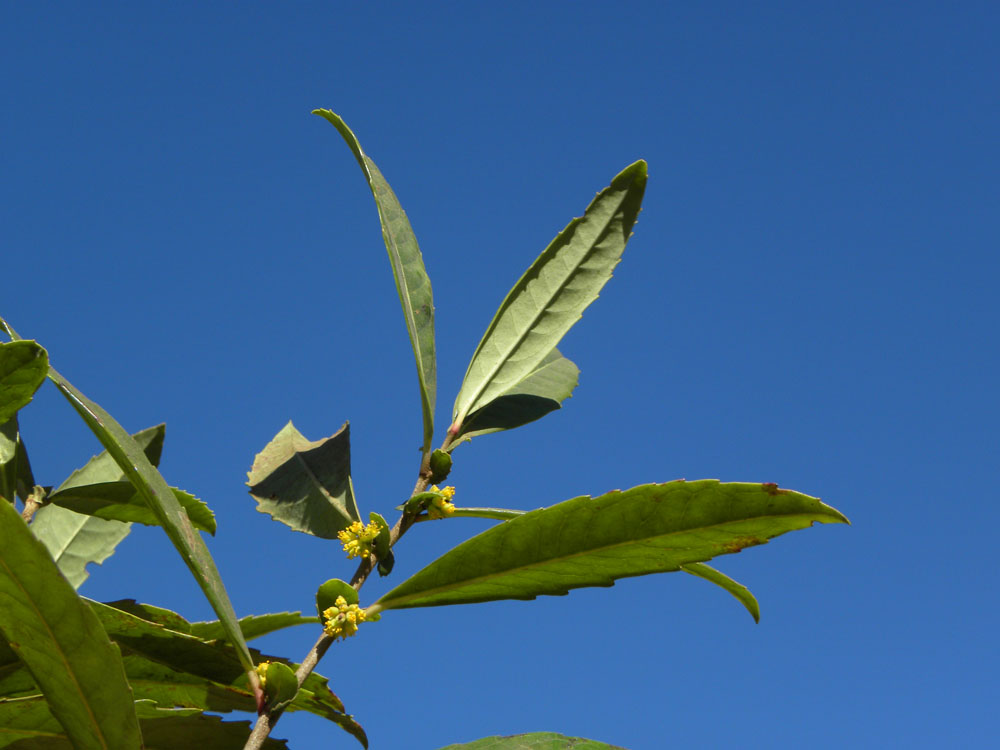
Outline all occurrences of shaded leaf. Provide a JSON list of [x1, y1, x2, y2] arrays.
[[314, 109, 437, 456], [455, 349, 579, 442], [0, 340, 48, 424], [3, 317, 256, 678], [248, 421, 360, 538], [29, 504, 131, 589], [374, 480, 848, 611], [0, 417, 34, 504], [437, 732, 627, 750], [54, 424, 165, 489], [680, 562, 760, 623], [0, 696, 289, 749], [0, 499, 141, 749], [451, 162, 646, 432], [47, 482, 216, 534]]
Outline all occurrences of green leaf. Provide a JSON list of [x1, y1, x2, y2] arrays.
[[316, 579, 358, 615], [447, 507, 527, 521], [0, 499, 141, 749], [0, 416, 34, 504], [0, 697, 290, 749], [313, 109, 436, 456], [56, 424, 166, 489], [0, 340, 48, 424], [369, 511, 394, 576], [437, 732, 627, 750], [450, 162, 646, 432], [189, 611, 319, 642], [262, 661, 298, 711], [373, 480, 848, 611], [47, 482, 216, 534], [29, 504, 131, 589], [247, 421, 360, 538], [455, 349, 579, 442], [680, 562, 760, 623], [27, 423, 170, 587], [0, 318, 257, 680]]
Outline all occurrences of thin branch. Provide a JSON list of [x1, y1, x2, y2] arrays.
[[243, 436, 456, 750]]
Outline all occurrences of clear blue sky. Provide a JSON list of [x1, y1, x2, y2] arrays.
[[3, 2, 997, 748]]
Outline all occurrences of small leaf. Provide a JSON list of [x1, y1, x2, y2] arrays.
[[451, 162, 646, 432], [437, 732, 627, 749], [262, 661, 298, 710], [316, 579, 358, 615], [374, 480, 848, 612], [368, 511, 394, 576], [0, 498, 142, 749], [0, 319, 257, 681], [29, 504, 132, 589], [314, 108, 436, 457], [455, 349, 579, 443], [0, 340, 48, 423], [47, 481, 216, 534], [247, 421, 360, 538], [681, 562, 760, 623]]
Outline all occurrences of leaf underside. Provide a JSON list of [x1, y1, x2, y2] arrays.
[[247, 421, 360, 538], [455, 348, 579, 443], [451, 161, 646, 431], [680, 562, 760, 623], [0, 318, 256, 678], [314, 109, 436, 456], [376, 480, 848, 610]]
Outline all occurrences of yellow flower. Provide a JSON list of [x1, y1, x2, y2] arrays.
[[255, 661, 271, 687], [337, 520, 381, 559], [322, 595, 367, 640], [426, 485, 456, 520]]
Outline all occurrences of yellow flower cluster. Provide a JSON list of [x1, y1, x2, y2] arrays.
[[337, 520, 381, 559], [426, 485, 456, 520], [255, 660, 271, 687], [322, 596, 367, 640]]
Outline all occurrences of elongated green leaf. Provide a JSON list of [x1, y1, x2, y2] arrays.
[[0, 340, 48, 424], [437, 732, 626, 750], [189, 611, 319, 642], [48, 481, 216, 534], [374, 480, 848, 611], [451, 161, 646, 431], [0, 317, 256, 680], [455, 348, 579, 442], [0, 696, 289, 749], [30, 504, 131, 589], [447, 507, 527, 521], [314, 109, 436, 455], [0, 499, 141, 749], [0, 417, 34, 504], [247, 421, 360, 538], [680, 562, 760, 623]]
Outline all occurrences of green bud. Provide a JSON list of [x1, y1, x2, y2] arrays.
[[429, 449, 453, 482]]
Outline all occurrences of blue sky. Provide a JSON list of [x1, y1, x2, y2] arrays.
[[3, 2, 997, 748]]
